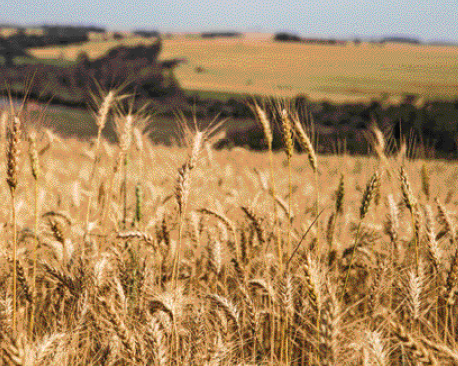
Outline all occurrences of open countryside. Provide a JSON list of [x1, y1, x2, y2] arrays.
[[2, 3, 458, 361], [29, 35, 458, 103]]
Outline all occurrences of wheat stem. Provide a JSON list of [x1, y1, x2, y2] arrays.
[[85, 90, 116, 231], [6, 115, 20, 336], [342, 170, 379, 301], [11, 192, 17, 335]]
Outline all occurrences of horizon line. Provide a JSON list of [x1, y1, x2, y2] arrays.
[[1, 22, 458, 44]]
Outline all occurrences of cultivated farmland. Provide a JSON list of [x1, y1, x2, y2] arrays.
[[1, 95, 458, 364], [160, 37, 458, 102], [29, 35, 458, 103]]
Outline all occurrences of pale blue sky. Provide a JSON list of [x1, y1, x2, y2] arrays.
[[2, 0, 457, 42]]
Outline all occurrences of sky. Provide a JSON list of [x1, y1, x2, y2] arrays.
[[2, 0, 458, 42]]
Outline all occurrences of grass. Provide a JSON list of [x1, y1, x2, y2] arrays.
[[2, 96, 458, 364], [13, 56, 75, 67]]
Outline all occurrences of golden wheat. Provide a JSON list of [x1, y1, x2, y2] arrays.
[[1, 95, 458, 365]]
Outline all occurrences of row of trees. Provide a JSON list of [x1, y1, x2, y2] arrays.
[[0, 40, 184, 108], [274, 32, 422, 45], [0, 25, 107, 67]]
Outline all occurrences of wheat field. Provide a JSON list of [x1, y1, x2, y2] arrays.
[[28, 36, 458, 103], [159, 37, 458, 102], [1, 94, 458, 365]]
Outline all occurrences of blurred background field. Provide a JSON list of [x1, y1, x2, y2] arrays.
[[28, 35, 458, 103]]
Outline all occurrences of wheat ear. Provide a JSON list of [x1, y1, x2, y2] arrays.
[[424, 205, 443, 275], [280, 108, 294, 265], [400, 166, 417, 213], [421, 163, 430, 201], [199, 208, 238, 261], [253, 102, 273, 150], [241, 206, 266, 249], [370, 124, 391, 178], [6, 115, 20, 335], [328, 174, 345, 253], [445, 244, 458, 343], [360, 170, 380, 220], [319, 289, 339, 366], [342, 170, 379, 300], [400, 166, 420, 268], [252, 103, 279, 271], [385, 194, 400, 251], [435, 198, 456, 244], [85, 90, 116, 230], [290, 110, 320, 235], [335, 173, 344, 215], [290, 112, 317, 173], [364, 331, 388, 366], [172, 131, 203, 287]]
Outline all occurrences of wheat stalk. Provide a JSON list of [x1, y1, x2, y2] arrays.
[[27, 133, 40, 338], [407, 263, 424, 325], [335, 174, 345, 215], [400, 166, 417, 213], [198, 208, 238, 261], [280, 108, 294, 265], [290, 109, 321, 248], [252, 102, 280, 284], [360, 170, 380, 220], [172, 130, 204, 287], [400, 167, 420, 268], [435, 198, 456, 244], [85, 90, 116, 230], [291, 112, 317, 173], [241, 206, 266, 249], [319, 290, 339, 366], [424, 205, 443, 275], [385, 194, 400, 251], [342, 170, 379, 300], [370, 124, 392, 179], [388, 318, 438, 366], [6, 115, 20, 335], [421, 163, 430, 201]]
